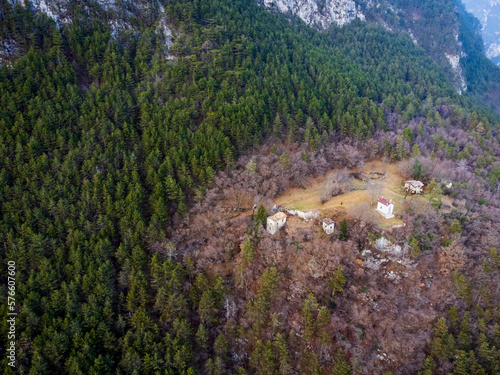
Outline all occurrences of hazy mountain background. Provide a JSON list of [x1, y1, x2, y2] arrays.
[[461, 0, 500, 66]]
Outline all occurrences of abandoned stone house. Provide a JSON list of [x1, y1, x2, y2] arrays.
[[404, 180, 424, 194], [376, 197, 394, 219], [267, 212, 287, 234], [322, 218, 335, 234]]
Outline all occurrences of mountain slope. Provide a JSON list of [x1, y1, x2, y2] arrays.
[[461, 0, 500, 66], [5, 0, 499, 100], [263, 0, 500, 104], [1, 0, 500, 374], [457, 1, 500, 114]]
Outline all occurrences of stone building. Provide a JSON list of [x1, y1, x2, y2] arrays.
[[404, 180, 424, 194], [267, 212, 287, 234], [322, 218, 335, 234]]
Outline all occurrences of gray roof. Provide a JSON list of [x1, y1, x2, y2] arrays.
[[405, 180, 424, 187]]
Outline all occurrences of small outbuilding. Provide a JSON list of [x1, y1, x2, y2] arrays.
[[443, 181, 453, 189], [376, 197, 394, 219], [404, 180, 424, 194], [322, 218, 335, 234], [267, 212, 287, 234]]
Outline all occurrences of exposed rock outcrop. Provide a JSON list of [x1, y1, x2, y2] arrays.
[[263, 0, 363, 29], [445, 53, 467, 94], [6, 0, 176, 55]]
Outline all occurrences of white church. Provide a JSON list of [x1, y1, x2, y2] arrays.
[[376, 197, 394, 219]]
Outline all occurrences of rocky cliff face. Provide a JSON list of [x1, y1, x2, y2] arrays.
[[6, 0, 174, 53], [445, 52, 467, 94], [263, 0, 363, 29], [9, 0, 172, 37]]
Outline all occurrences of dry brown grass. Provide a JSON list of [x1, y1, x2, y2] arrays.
[[273, 160, 429, 230]]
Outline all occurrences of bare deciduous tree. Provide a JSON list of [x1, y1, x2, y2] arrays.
[[456, 159, 469, 182], [322, 169, 352, 203], [367, 181, 383, 206], [438, 237, 466, 275], [164, 241, 177, 259]]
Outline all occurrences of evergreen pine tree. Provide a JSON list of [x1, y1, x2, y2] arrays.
[[431, 317, 449, 358], [427, 179, 443, 210], [256, 204, 267, 229], [410, 237, 421, 258], [242, 238, 254, 267], [196, 324, 209, 350], [452, 350, 469, 375], [412, 159, 424, 179], [411, 143, 421, 157], [468, 350, 486, 375], [246, 159, 257, 175], [447, 305, 460, 330], [417, 122, 424, 136], [339, 218, 348, 241], [279, 153, 290, 170], [490, 247, 500, 269], [274, 333, 291, 375], [418, 356, 435, 375], [450, 219, 462, 234], [331, 349, 351, 375], [329, 265, 347, 295], [396, 136, 405, 160], [273, 114, 283, 138]]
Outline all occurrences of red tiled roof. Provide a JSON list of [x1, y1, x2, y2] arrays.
[[269, 212, 287, 221], [378, 198, 390, 206]]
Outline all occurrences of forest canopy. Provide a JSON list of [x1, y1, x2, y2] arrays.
[[1, 0, 500, 373]]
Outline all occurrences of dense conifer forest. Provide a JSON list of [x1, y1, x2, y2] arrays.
[[1, 0, 500, 373]]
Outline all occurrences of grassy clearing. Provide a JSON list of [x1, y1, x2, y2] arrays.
[[274, 160, 438, 229]]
